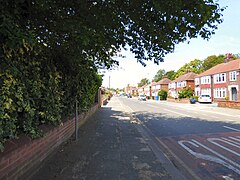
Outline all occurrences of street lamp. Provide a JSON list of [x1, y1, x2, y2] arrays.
[[109, 75, 111, 89]]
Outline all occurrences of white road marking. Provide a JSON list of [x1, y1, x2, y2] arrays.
[[223, 126, 240, 132], [198, 110, 238, 118], [228, 136, 240, 142], [178, 140, 240, 175], [207, 138, 240, 156], [192, 139, 240, 169], [221, 137, 240, 146], [162, 108, 190, 117], [147, 104, 158, 108]]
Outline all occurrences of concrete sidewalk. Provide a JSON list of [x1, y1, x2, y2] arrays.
[[29, 98, 172, 180]]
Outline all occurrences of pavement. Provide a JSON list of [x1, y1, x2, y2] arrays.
[[29, 98, 174, 180]]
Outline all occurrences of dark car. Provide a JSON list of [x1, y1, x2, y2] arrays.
[[127, 94, 132, 98]]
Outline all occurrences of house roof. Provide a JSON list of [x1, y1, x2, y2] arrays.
[[198, 59, 240, 77], [151, 81, 157, 86], [155, 78, 171, 85], [173, 72, 197, 82], [138, 84, 148, 89]]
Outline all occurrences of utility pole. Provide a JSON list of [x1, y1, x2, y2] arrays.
[[75, 98, 78, 141], [109, 75, 111, 89]]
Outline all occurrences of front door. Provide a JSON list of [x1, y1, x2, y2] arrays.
[[231, 87, 237, 101]]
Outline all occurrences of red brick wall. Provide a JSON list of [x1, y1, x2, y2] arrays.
[[161, 84, 169, 91], [218, 101, 240, 109], [167, 98, 190, 103], [0, 104, 99, 180], [187, 81, 195, 91]]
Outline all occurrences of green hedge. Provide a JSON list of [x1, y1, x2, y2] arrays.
[[158, 90, 168, 100], [0, 1, 103, 151], [178, 87, 193, 99], [0, 57, 102, 151]]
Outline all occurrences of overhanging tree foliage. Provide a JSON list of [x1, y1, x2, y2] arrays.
[[202, 55, 225, 71], [0, 0, 225, 151], [138, 78, 150, 87], [175, 59, 204, 78], [153, 69, 166, 82], [1, 0, 224, 67]]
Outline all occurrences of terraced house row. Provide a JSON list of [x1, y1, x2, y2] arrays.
[[125, 54, 240, 102], [195, 54, 240, 102]]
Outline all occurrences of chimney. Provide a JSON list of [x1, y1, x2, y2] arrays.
[[225, 53, 234, 63]]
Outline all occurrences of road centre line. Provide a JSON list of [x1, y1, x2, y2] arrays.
[[162, 108, 190, 117], [152, 100, 238, 117], [152, 101, 239, 119], [223, 126, 240, 132], [198, 110, 237, 118]]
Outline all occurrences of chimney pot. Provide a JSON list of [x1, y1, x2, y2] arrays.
[[225, 53, 234, 63]]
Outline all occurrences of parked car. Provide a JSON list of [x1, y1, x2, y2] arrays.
[[127, 94, 132, 98], [138, 95, 146, 101], [198, 94, 212, 103]]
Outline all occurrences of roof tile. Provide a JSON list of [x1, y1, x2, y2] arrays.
[[198, 59, 240, 77]]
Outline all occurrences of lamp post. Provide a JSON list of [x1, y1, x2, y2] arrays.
[[109, 75, 111, 89]]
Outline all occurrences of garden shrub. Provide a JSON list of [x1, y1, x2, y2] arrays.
[[178, 87, 193, 99], [158, 90, 168, 100]]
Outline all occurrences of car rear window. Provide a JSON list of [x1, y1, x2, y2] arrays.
[[202, 95, 210, 97]]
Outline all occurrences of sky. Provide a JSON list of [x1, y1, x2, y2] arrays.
[[102, 0, 240, 89]]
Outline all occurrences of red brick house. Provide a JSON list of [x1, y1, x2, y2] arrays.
[[151, 78, 171, 97], [195, 55, 240, 102], [169, 72, 197, 98], [124, 84, 137, 95], [137, 84, 148, 95]]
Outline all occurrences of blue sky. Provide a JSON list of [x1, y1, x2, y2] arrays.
[[102, 0, 240, 89]]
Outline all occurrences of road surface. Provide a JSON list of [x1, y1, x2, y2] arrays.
[[117, 96, 240, 179]]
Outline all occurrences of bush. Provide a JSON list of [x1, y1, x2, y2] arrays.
[[158, 90, 168, 100], [0, 55, 102, 152], [178, 87, 193, 99], [192, 95, 199, 102]]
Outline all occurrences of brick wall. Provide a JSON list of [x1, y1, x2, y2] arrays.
[[167, 98, 190, 103], [218, 101, 240, 109], [0, 104, 99, 180]]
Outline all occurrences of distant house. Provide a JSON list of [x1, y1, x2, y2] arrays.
[[144, 83, 152, 97], [169, 72, 197, 98], [151, 78, 171, 97], [195, 54, 240, 102], [137, 84, 148, 95], [124, 84, 137, 95]]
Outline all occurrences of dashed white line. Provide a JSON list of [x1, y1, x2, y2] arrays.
[[162, 108, 190, 117], [223, 126, 240, 132]]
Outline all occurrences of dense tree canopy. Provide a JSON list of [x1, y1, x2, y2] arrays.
[[165, 70, 176, 80], [153, 69, 166, 82], [175, 59, 203, 78], [0, 0, 225, 151], [138, 78, 150, 87], [1, 0, 224, 67], [202, 55, 225, 71], [153, 69, 176, 81]]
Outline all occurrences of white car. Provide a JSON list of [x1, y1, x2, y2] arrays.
[[198, 94, 212, 103], [138, 95, 146, 101]]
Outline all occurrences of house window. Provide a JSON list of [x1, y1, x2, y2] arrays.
[[214, 88, 226, 98], [200, 76, 211, 84], [177, 82, 181, 88], [201, 88, 211, 95], [195, 78, 199, 85], [229, 71, 236, 81], [214, 73, 226, 83], [182, 81, 187, 87]]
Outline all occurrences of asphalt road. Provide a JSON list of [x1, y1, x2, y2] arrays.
[[117, 96, 240, 179]]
